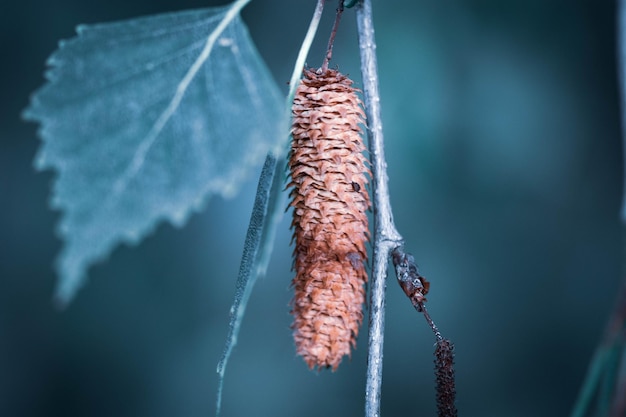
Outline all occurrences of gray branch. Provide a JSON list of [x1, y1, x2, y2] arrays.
[[355, 1, 404, 416]]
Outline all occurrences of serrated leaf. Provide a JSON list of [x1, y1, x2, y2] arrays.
[[215, 153, 284, 416], [23, 0, 283, 305], [214, 1, 325, 414]]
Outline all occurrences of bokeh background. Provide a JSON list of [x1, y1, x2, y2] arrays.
[[1, 0, 623, 416]]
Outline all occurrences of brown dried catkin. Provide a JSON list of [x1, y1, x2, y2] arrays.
[[288, 68, 370, 370]]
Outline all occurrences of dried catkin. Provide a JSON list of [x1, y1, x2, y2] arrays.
[[435, 338, 457, 417], [288, 68, 370, 370]]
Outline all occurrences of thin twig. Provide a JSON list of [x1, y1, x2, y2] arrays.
[[355, 1, 403, 416], [568, 1, 626, 415], [321, 0, 345, 71], [420, 304, 443, 342]]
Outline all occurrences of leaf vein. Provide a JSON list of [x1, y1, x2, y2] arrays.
[[110, 0, 252, 198]]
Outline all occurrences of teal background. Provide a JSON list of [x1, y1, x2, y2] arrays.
[[1, 0, 623, 416]]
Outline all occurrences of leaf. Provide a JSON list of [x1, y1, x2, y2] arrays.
[[215, 1, 325, 414], [215, 153, 285, 416], [23, 0, 283, 305]]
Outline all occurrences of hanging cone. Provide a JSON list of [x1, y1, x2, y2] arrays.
[[288, 68, 370, 370]]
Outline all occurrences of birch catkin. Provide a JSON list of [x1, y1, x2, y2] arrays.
[[288, 68, 370, 370]]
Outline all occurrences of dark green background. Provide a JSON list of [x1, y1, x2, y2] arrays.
[[1, 0, 622, 416]]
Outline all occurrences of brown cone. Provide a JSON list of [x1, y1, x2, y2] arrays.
[[288, 68, 370, 371]]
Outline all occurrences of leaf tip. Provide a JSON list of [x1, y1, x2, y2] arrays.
[[53, 250, 89, 307], [75, 24, 89, 35], [53, 285, 75, 309], [21, 105, 35, 122], [52, 292, 71, 310]]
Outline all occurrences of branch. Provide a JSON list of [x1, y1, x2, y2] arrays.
[[355, 2, 403, 416], [567, 1, 626, 416], [356, 3, 457, 416]]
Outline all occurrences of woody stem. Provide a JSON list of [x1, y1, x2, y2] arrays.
[[322, 0, 345, 72], [356, 0, 403, 416]]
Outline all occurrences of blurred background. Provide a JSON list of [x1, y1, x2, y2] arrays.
[[1, 0, 623, 416]]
